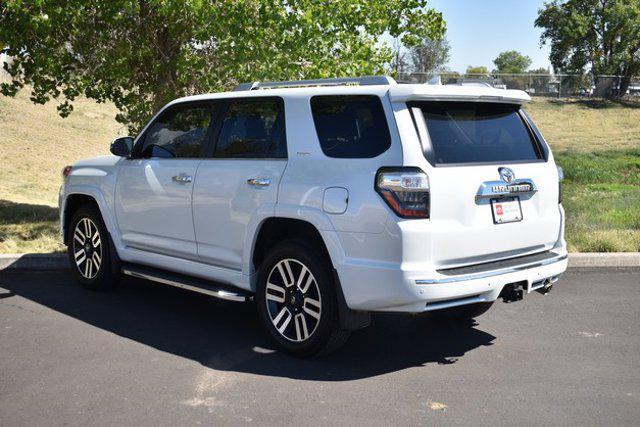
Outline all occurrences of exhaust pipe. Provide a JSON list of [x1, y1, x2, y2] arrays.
[[535, 276, 557, 295]]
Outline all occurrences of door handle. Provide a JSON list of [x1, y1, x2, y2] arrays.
[[172, 174, 193, 184], [247, 177, 271, 187]]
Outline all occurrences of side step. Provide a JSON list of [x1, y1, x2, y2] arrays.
[[121, 264, 253, 302]]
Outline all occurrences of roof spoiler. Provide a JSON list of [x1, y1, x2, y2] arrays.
[[389, 86, 531, 104]]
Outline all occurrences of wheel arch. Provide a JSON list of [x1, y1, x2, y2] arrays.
[[61, 188, 119, 249], [250, 216, 370, 331], [63, 194, 99, 245], [251, 217, 332, 274]]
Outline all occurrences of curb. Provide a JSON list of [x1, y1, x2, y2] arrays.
[[0, 253, 69, 271], [1, 252, 639, 271], [568, 252, 640, 268]]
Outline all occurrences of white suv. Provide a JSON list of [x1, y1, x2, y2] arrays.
[[59, 76, 568, 356]]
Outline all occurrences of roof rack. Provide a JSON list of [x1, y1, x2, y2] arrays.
[[233, 75, 396, 91]]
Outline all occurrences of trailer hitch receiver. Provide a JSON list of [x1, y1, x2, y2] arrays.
[[499, 281, 527, 303]]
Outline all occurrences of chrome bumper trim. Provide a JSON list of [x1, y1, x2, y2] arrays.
[[415, 253, 568, 285]]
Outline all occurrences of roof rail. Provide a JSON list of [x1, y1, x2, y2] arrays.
[[233, 75, 396, 91]]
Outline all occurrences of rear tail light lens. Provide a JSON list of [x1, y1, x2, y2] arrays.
[[376, 167, 430, 218], [557, 165, 564, 203], [62, 165, 73, 178]]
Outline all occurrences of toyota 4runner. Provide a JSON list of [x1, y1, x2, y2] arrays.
[[60, 76, 568, 356]]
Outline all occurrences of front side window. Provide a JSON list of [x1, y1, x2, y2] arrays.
[[414, 101, 542, 165], [214, 98, 286, 158], [310, 95, 391, 158], [136, 103, 214, 158]]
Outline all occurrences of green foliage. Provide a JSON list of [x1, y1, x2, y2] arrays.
[[535, 0, 640, 84], [465, 65, 489, 75], [0, 0, 445, 132], [493, 50, 532, 74]]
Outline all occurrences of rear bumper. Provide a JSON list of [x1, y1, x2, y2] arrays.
[[416, 250, 566, 284], [335, 248, 568, 313]]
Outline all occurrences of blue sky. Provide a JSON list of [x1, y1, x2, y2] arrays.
[[413, 0, 552, 72]]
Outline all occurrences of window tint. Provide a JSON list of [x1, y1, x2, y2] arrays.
[[310, 95, 391, 158], [137, 103, 213, 158], [521, 109, 549, 160], [214, 98, 286, 158], [415, 102, 541, 164]]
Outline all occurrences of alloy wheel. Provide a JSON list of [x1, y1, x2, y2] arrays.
[[265, 258, 322, 342], [72, 217, 102, 279]]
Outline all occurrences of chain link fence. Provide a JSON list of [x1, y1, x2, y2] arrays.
[[400, 72, 640, 98], [3, 50, 639, 98]]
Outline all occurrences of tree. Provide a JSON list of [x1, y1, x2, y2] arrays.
[[408, 37, 450, 73], [493, 50, 532, 74], [391, 38, 411, 79], [0, 1, 445, 131], [536, 0, 640, 96], [466, 65, 489, 76]]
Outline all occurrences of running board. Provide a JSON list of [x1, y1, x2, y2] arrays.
[[121, 264, 253, 302]]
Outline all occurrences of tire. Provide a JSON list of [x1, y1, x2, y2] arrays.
[[440, 301, 494, 320], [256, 240, 350, 357], [67, 205, 119, 291]]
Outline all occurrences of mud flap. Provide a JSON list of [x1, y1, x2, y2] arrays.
[[332, 269, 371, 331]]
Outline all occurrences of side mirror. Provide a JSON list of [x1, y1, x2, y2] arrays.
[[110, 136, 134, 157]]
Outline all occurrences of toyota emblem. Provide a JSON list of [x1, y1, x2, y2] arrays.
[[499, 167, 515, 183]]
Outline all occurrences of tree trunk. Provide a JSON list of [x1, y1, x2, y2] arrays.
[[619, 76, 631, 97], [593, 75, 615, 98], [152, 26, 178, 114]]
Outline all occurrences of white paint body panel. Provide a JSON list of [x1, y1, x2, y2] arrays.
[[192, 159, 286, 272], [114, 158, 201, 261], [60, 82, 567, 312], [322, 187, 349, 214]]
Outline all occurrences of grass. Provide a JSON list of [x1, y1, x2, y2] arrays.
[[525, 96, 640, 152], [0, 91, 638, 253], [0, 89, 125, 253], [0, 200, 61, 253], [0, 90, 124, 205], [527, 96, 640, 251], [556, 149, 640, 252]]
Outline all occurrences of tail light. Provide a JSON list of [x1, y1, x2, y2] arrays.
[[375, 167, 430, 218], [557, 165, 564, 203], [62, 165, 73, 178]]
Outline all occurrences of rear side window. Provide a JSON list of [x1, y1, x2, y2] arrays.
[[214, 98, 286, 158], [310, 95, 391, 158], [137, 103, 214, 158], [414, 102, 541, 165]]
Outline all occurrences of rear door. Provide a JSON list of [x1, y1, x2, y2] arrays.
[[115, 101, 216, 260], [192, 97, 287, 271], [410, 101, 561, 267]]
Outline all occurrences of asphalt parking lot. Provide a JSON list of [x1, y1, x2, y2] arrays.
[[1, 268, 639, 426]]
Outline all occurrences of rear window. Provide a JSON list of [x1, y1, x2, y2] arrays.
[[413, 102, 541, 165], [310, 95, 391, 158]]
